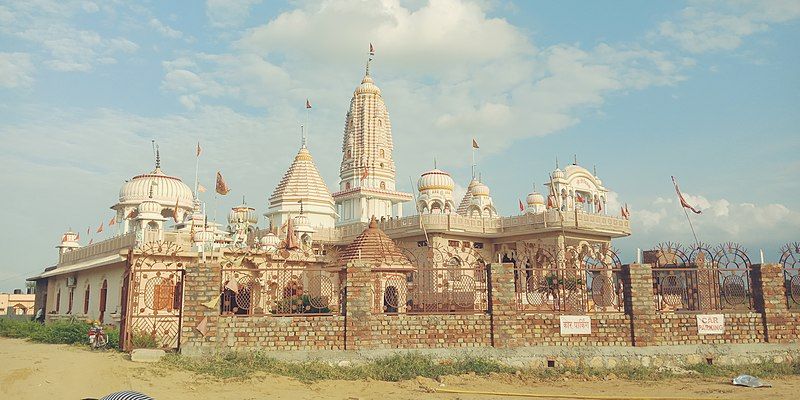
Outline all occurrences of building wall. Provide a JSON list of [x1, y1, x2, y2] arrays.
[[0, 293, 36, 316], [44, 261, 127, 325]]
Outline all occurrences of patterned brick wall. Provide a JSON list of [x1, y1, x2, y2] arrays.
[[177, 260, 796, 355]]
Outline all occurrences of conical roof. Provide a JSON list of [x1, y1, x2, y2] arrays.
[[456, 179, 480, 215], [269, 146, 335, 209], [339, 218, 412, 268]]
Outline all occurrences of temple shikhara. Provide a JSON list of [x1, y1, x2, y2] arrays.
[[28, 58, 798, 354]]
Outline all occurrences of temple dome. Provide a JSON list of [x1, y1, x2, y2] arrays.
[[527, 191, 545, 205], [119, 166, 194, 209], [417, 169, 455, 192], [339, 218, 412, 269], [472, 181, 491, 196], [355, 74, 381, 95], [228, 204, 258, 225], [266, 145, 336, 229]]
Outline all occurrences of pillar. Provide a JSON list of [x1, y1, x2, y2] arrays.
[[180, 257, 222, 356], [752, 264, 797, 343], [344, 261, 373, 350], [623, 263, 656, 346], [489, 262, 519, 348]]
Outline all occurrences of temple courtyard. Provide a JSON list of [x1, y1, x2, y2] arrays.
[[1, 337, 798, 400]]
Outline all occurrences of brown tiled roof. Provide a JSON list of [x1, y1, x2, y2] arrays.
[[339, 218, 412, 268]]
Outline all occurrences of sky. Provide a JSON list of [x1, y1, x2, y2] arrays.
[[0, 0, 798, 291]]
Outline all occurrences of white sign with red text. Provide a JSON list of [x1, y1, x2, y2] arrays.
[[697, 314, 725, 334], [560, 315, 592, 335]]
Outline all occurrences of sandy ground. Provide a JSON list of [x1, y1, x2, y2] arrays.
[[1, 338, 798, 400]]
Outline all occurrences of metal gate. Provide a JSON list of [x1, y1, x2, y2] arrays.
[[123, 241, 185, 351]]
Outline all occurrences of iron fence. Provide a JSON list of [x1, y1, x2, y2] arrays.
[[780, 242, 800, 309], [374, 267, 489, 314], [220, 267, 342, 316], [652, 267, 753, 312], [515, 267, 626, 313]]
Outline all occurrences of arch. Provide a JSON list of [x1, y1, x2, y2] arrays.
[[380, 181, 386, 190], [146, 221, 159, 230], [447, 256, 461, 280], [83, 283, 90, 315], [467, 205, 482, 218], [345, 182, 351, 190], [379, 148, 385, 158], [346, 149, 352, 159], [383, 285, 399, 313], [483, 206, 495, 217], [430, 200, 443, 213], [99, 279, 108, 323], [418, 200, 428, 213]]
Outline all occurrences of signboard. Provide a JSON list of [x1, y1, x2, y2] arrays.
[[697, 314, 725, 334], [560, 315, 592, 335]]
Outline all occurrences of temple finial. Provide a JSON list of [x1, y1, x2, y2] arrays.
[[300, 124, 307, 148], [434, 157, 437, 169], [365, 42, 374, 76], [555, 156, 559, 169], [573, 154, 577, 165]]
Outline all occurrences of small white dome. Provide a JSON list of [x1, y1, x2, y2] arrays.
[[552, 168, 565, 179], [527, 191, 545, 205], [58, 231, 81, 249], [228, 204, 258, 225], [417, 169, 455, 192], [355, 75, 381, 95], [138, 200, 162, 215], [472, 181, 491, 196], [260, 231, 279, 247]]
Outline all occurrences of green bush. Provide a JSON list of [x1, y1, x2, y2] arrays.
[[130, 330, 159, 349], [0, 318, 91, 345]]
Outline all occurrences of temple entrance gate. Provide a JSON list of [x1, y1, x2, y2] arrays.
[[122, 241, 186, 351]]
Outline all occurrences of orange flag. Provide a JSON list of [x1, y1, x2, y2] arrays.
[[215, 171, 230, 195], [109, 216, 116, 226], [196, 142, 202, 157], [96, 222, 103, 234], [360, 166, 369, 180], [369, 43, 374, 55], [305, 98, 311, 109], [88, 238, 94, 245], [173, 198, 180, 223], [472, 138, 479, 149], [197, 183, 207, 193], [518, 199, 525, 212]]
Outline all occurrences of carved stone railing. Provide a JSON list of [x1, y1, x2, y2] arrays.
[[58, 232, 136, 266]]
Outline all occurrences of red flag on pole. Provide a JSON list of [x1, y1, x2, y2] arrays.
[[518, 199, 525, 212], [671, 176, 701, 214], [196, 142, 202, 157], [88, 239, 93, 245], [216, 171, 231, 195], [76, 232, 80, 241], [369, 43, 374, 55], [576, 193, 585, 203], [306, 99, 311, 109], [96, 223, 103, 234], [86, 227, 90, 235], [197, 183, 207, 193], [595, 198, 603, 213], [109, 216, 116, 226], [472, 138, 479, 149], [547, 195, 555, 209], [360, 166, 369, 180]]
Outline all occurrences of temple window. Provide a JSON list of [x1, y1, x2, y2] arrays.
[[99, 280, 108, 323], [379, 149, 385, 158], [380, 181, 386, 190], [383, 286, 399, 313], [346, 149, 352, 158], [67, 287, 74, 314], [83, 284, 90, 314], [345, 182, 351, 190]]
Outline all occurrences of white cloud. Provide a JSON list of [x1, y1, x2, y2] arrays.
[[628, 194, 800, 250], [0, 52, 34, 88], [207, 0, 262, 28], [149, 18, 184, 40], [656, 0, 800, 53], [0, 1, 139, 72], [163, 0, 687, 169]]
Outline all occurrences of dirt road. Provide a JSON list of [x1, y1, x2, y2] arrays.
[[1, 338, 797, 399]]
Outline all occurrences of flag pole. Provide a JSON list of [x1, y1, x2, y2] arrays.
[[471, 144, 476, 179], [682, 204, 699, 245], [194, 142, 200, 198]]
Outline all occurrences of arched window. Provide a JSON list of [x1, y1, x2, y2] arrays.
[[430, 201, 443, 213], [380, 181, 386, 190], [345, 182, 351, 190], [99, 280, 108, 323], [379, 149, 385, 158], [346, 149, 352, 158], [67, 287, 74, 314], [383, 286, 399, 313], [83, 284, 90, 314], [147, 221, 158, 230]]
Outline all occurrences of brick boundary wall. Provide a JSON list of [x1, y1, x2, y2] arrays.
[[178, 261, 798, 355]]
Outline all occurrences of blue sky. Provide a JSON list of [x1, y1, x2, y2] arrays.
[[0, 0, 798, 290]]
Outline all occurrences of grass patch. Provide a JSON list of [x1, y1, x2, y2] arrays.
[[162, 352, 512, 382], [0, 318, 120, 349], [162, 351, 800, 383]]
